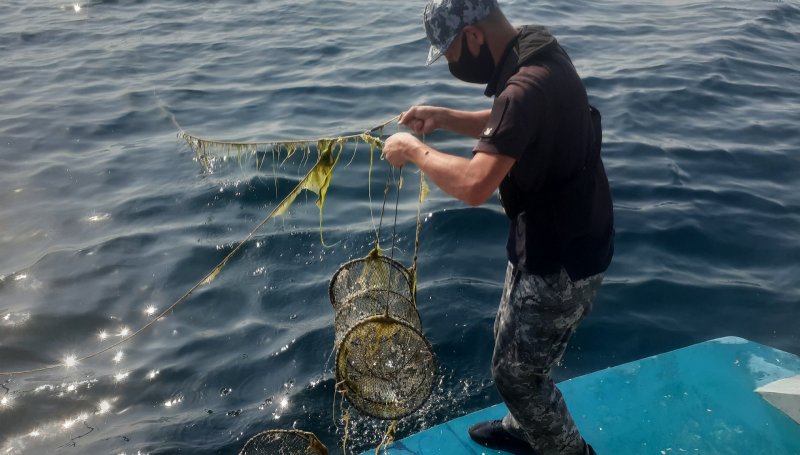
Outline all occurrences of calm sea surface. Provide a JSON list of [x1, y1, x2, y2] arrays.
[[1, 0, 799, 453]]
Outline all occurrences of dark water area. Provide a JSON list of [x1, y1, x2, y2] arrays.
[[1, 0, 798, 453]]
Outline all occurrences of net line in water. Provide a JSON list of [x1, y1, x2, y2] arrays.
[[0, 116, 400, 377]]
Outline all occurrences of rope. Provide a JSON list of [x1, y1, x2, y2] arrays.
[[411, 172, 426, 297], [411, 134, 428, 297], [390, 166, 404, 262], [375, 169, 393, 249]]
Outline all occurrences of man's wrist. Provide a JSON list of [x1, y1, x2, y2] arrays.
[[435, 107, 451, 131]]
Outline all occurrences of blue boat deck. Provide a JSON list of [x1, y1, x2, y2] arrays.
[[364, 337, 800, 454]]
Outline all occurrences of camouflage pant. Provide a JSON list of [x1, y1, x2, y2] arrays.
[[492, 262, 604, 455]]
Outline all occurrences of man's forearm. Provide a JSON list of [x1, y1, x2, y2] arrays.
[[406, 141, 502, 207], [439, 108, 491, 139], [382, 131, 515, 206]]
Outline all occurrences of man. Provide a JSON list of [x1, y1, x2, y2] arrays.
[[382, 1, 613, 454]]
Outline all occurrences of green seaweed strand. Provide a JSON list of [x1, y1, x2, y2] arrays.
[[176, 115, 397, 173]]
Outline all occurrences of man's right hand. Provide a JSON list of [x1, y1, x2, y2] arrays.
[[399, 106, 445, 135], [400, 106, 492, 139]]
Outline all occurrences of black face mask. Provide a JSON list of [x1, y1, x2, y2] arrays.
[[448, 34, 495, 84]]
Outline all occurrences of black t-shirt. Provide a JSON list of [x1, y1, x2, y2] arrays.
[[473, 26, 614, 280]]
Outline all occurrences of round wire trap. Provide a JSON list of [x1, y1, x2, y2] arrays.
[[335, 315, 437, 419], [332, 288, 422, 346], [239, 429, 328, 455], [329, 248, 436, 419], [329, 249, 413, 309]]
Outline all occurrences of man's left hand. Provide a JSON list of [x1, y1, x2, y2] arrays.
[[383, 132, 423, 168]]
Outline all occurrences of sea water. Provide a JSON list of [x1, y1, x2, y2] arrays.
[[1, 0, 798, 453]]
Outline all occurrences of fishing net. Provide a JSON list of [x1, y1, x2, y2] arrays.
[[329, 248, 436, 420], [239, 429, 328, 455]]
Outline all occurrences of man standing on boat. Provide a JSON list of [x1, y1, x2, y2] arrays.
[[382, 0, 614, 454]]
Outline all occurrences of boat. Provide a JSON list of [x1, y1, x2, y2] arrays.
[[362, 337, 800, 454]]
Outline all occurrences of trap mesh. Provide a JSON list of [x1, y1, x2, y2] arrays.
[[329, 249, 436, 420], [239, 430, 327, 455], [329, 250, 413, 310]]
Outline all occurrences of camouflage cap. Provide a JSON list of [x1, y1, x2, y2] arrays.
[[423, 0, 500, 65]]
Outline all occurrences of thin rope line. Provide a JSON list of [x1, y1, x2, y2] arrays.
[[411, 133, 427, 298], [375, 168, 392, 249], [412, 173, 425, 296], [367, 140, 379, 246], [390, 166, 404, 262]]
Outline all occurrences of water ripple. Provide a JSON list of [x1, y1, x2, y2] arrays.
[[1, 0, 798, 453]]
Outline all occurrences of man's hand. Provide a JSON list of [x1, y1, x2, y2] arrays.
[[400, 106, 445, 135], [383, 132, 424, 168], [401, 106, 492, 139]]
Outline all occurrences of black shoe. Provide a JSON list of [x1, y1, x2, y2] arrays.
[[467, 420, 537, 454]]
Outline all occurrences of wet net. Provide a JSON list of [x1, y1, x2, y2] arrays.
[[239, 429, 328, 455], [329, 248, 436, 420]]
